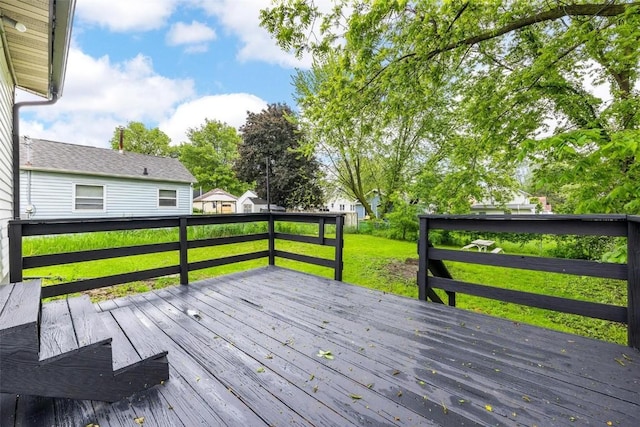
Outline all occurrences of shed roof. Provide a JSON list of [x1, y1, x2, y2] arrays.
[[20, 137, 195, 184], [193, 188, 238, 202]]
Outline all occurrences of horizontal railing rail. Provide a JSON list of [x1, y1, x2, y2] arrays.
[[418, 214, 640, 349], [9, 212, 344, 299]]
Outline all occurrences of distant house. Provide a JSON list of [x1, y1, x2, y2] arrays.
[[471, 189, 552, 215], [19, 138, 196, 219], [355, 190, 382, 220], [324, 194, 357, 214], [193, 188, 238, 214], [237, 190, 285, 213]]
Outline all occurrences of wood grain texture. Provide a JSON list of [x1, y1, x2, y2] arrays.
[[5, 267, 640, 425], [68, 295, 111, 347], [99, 311, 142, 373], [0, 280, 40, 332], [39, 299, 79, 362]]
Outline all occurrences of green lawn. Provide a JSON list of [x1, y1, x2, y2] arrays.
[[23, 232, 628, 344]]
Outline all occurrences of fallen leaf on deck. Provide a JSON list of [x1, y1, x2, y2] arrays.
[[349, 394, 362, 400], [485, 404, 493, 412], [317, 350, 334, 360], [257, 367, 265, 373], [134, 417, 145, 424], [622, 353, 632, 361]]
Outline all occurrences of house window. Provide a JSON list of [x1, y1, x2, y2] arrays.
[[74, 184, 104, 211], [339, 204, 345, 211], [243, 203, 252, 213], [350, 204, 355, 211], [159, 189, 177, 207]]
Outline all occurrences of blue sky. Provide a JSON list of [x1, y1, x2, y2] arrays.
[[17, 0, 311, 148]]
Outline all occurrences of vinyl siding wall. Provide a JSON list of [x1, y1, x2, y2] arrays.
[[20, 171, 193, 219], [0, 44, 14, 283]]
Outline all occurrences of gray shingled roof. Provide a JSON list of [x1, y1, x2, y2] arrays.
[[20, 137, 195, 184]]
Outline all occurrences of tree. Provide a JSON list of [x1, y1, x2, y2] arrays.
[[261, 1, 640, 214], [179, 119, 248, 195], [110, 122, 175, 157], [235, 104, 324, 209]]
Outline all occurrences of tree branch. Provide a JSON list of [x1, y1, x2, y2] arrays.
[[426, 3, 637, 60]]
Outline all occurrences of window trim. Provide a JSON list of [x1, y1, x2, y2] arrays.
[[158, 188, 178, 208], [72, 183, 106, 212]]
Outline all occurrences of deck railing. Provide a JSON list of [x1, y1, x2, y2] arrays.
[[418, 214, 640, 349], [9, 212, 344, 299]]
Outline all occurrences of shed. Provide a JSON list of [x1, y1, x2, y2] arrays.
[[19, 137, 196, 219]]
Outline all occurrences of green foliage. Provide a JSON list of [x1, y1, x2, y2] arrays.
[[179, 119, 248, 195], [235, 103, 325, 209], [261, 1, 640, 214], [110, 122, 176, 157], [385, 199, 419, 241]]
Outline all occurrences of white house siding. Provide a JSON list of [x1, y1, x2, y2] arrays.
[[20, 171, 193, 219], [0, 45, 14, 283]]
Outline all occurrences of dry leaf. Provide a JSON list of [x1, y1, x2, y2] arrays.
[[134, 416, 145, 425], [485, 404, 493, 412]]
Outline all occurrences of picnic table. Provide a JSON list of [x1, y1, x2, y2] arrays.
[[462, 239, 495, 252]]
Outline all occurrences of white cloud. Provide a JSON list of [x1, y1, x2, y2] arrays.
[[166, 21, 216, 48], [75, 0, 179, 32], [159, 93, 268, 145], [17, 47, 195, 148], [192, 0, 312, 68]]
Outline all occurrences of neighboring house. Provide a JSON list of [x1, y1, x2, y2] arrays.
[[324, 194, 357, 214], [193, 188, 238, 214], [0, 1, 75, 283], [355, 190, 383, 220], [19, 138, 196, 219], [237, 190, 285, 213], [471, 189, 552, 215]]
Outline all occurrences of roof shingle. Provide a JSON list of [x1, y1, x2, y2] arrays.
[[20, 137, 195, 184]]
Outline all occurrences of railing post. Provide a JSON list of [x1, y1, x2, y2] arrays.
[[418, 216, 427, 301], [8, 221, 23, 283], [319, 217, 325, 245], [268, 214, 275, 266], [179, 217, 188, 285], [627, 217, 640, 349], [334, 215, 344, 281]]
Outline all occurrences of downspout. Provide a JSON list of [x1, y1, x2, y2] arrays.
[[12, 93, 59, 218]]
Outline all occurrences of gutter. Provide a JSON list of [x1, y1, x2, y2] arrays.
[[12, 94, 59, 219]]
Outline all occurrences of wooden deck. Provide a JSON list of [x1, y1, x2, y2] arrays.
[[2, 266, 639, 426]]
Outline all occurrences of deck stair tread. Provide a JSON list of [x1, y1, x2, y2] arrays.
[[110, 306, 169, 360], [39, 299, 80, 361], [68, 295, 112, 347], [99, 311, 143, 373], [1, 281, 169, 402], [0, 281, 41, 334]]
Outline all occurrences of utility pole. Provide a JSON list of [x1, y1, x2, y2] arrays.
[[266, 156, 271, 212]]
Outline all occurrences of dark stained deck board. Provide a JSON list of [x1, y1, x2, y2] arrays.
[[98, 311, 142, 373], [151, 287, 450, 426], [0, 393, 16, 426], [161, 282, 494, 426], [13, 394, 56, 427], [126, 293, 357, 426], [68, 295, 111, 347], [0, 283, 14, 314], [0, 281, 40, 332], [247, 270, 640, 406], [5, 266, 640, 426], [39, 299, 79, 362], [104, 301, 270, 427], [262, 269, 640, 390], [183, 274, 627, 425], [109, 306, 168, 360]]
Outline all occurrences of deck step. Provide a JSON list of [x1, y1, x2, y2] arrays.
[[0, 281, 41, 357], [0, 288, 169, 402]]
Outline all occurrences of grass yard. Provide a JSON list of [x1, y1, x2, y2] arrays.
[[23, 230, 628, 344]]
